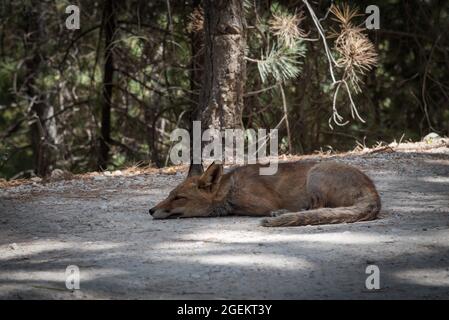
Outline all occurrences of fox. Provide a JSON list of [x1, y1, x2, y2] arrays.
[[149, 161, 381, 227]]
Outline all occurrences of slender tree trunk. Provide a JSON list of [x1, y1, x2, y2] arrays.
[[24, 4, 58, 177], [200, 0, 246, 131], [189, 0, 204, 120], [98, 0, 116, 170], [188, 0, 205, 173], [144, 93, 162, 168]]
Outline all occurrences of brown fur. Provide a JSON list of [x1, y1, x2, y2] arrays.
[[149, 161, 381, 227]]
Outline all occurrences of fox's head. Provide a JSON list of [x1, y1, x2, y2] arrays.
[[149, 162, 223, 219]]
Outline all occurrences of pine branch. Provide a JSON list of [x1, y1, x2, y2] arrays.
[[250, 40, 306, 83]]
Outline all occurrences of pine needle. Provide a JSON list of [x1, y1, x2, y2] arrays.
[[256, 41, 306, 83], [269, 10, 308, 47], [330, 3, 378, 92]]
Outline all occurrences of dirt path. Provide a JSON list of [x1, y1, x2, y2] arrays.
[[1, 144, 449, 299]]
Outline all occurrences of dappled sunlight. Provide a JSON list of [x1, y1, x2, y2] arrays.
[[0, 267, 128, 283], [418, 176, 449, 184], [174, 229, 396, 245], [0, 0, 448, 300], [2, 152, 449, 298], [387, 205, 449, 214], [393, 268, 449, 287], [181, 253, 313, 270], [423, 158, 449, 166], [0, 240, 123, 261]]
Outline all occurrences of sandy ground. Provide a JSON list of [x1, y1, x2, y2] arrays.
[[1, 142, 449, 299]]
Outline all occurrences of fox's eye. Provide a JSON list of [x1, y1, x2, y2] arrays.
[[173, 196, 186, 201]]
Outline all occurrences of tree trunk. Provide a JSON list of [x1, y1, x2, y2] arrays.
[[200, 0, 246, 131], [144, 93, 162, 168], [188, 0, 205, 173], [24, 4, 58, 177], [98, 0, 116, 170]]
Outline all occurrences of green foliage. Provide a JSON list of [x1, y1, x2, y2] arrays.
[[257, 40, 306, 83], [0, 0, 448, 179]]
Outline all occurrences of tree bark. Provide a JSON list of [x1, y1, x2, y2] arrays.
[[200, 0, 246, 131], [24, 4, 58, 177], [144, 93, 162, 167], [188, 0, 205, 173], [189, 0, 204, 123], [98, 0, 117, 170]]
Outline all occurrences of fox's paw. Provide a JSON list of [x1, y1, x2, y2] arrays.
[[261, 216, 289, 227], [260, 213, 301, 227], [260, 217, 276, 227]]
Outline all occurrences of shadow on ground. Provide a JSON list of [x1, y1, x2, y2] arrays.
[[1, 151, 449, 299]]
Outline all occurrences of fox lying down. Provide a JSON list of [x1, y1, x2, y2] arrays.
[[149, 161, 381, 227]]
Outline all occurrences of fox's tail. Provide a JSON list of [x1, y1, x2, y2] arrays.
[[260, 196, 381, 227]]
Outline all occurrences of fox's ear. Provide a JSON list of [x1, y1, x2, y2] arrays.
[[187, 163, 204, 177], [198, 161, 223, 192]]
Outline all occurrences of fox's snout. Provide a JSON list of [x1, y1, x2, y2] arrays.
[[148, 205, 172, 219], [149, 206, 162, 218], [148, 163, 222, 220]]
